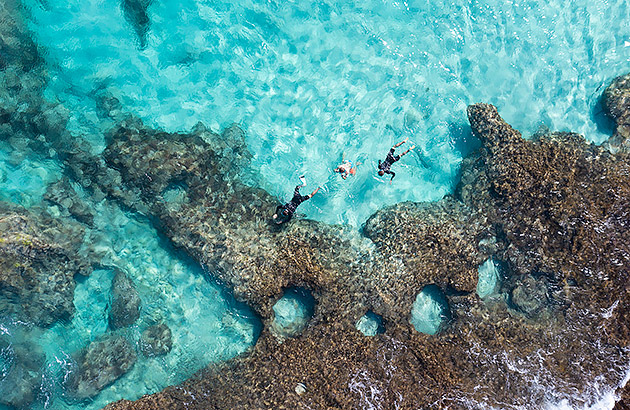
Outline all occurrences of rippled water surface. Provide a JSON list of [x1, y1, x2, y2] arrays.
[[23, 0, 630, 226], [1, 0, 629, 408]]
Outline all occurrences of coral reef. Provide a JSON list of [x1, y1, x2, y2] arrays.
[[69, 116, 372, 327], [0, 202, 88, 326], [109, 269, 141, 329], [0, 0, 41, 71], [139, 323, 173, 357], [363, 197, 492, 322], [101, 91, 630, 409], [67, 334, 137, 401]]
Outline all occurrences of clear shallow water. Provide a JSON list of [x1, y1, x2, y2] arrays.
[[0, 198, 260, 410], [410, 284, 450, 335], [477, 257, 500, 299], [0, 142, 61, 208], [23, 0, 630, 226], [1, 0, 629, 408]]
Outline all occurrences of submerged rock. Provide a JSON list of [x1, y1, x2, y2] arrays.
[[75, 117, 371, 326], [603, 73, 630, 154], [0, 1, 41, 71], [67, 335, 137, 400], [0, 326, 46, 409], [0, 202, 88, 326], [121, 0, 153, 49], [139, 323, 173, 357], [0, 362, 41, 409], [44, 178, 95, 226], [109, 269, 141, 329], [509, 275, 549, 316], [363, 197, 491, 322]]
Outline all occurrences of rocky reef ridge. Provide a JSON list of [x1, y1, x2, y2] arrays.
[[0, 202, 88, 326], [101, 75, 630, 409]]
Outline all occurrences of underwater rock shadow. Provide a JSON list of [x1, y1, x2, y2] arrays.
[[121, 0, 154, 50]]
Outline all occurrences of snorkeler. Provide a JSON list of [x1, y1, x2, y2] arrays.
[[334, 154, 361, 179], [272, 175, 320, 225], [378, 137, 415, 182]]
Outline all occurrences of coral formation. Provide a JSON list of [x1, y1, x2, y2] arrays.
[[109, 269, 141, 329], [0, 202, 88, 326], [139, 323, 173, 357], [603, 73, 630, 154], [0, 326, 46, 409], [67, 334, 137, 400], [101, 91, 630, 409], [2, 2, 629, 403]]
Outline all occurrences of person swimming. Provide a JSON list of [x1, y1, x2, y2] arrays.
[[334, 154, 361, 179], [272, 175, 320, 224], [378, 137, 415, 182]]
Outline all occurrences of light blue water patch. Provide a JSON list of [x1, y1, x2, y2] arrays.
[[477, 258, 500, 299], [23, 0, 630, 227], [356, 311, 384, 337], [0, 144, 61, 208], [271, 288, 315, 339], [410, 285, 450, 335]]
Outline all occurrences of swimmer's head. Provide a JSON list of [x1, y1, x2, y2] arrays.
[[378, 170, 385, 176], [283, 209, 289, 216]]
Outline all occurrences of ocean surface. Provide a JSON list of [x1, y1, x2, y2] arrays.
[[1, 0, 629, 408]]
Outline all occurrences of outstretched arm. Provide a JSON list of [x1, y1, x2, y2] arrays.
[[393, 137, 409, 149], [399, 145, 415, 157], [308, 186, 321, 198]]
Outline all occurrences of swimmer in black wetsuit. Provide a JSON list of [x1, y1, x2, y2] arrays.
[[272, 176, 321, 224], [378, 137, 415, 182]]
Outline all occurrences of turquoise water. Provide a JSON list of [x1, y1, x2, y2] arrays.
[[270, 288, 316, 340], [23, 0, 630, 226], [0, 143, 61, 208], [1, 0, 628, 408], [477, 257, 500, 299], [410, 285, 450, 335], [356, 311, 384, 336]]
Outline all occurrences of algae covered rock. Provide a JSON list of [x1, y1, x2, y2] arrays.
[[0, 202, 88, 326], [602, 72, 630, 154], [90, 117, 368, 324], [364, 197, 490, 293], [67, 335, 137, 400], [139, 323, 173, 357], [603, 73, 630, 124], [109, 269, 141, 329], [509, 275, 549, 316], [44, 178, 96, 226], [0, 0, 41, 71]]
